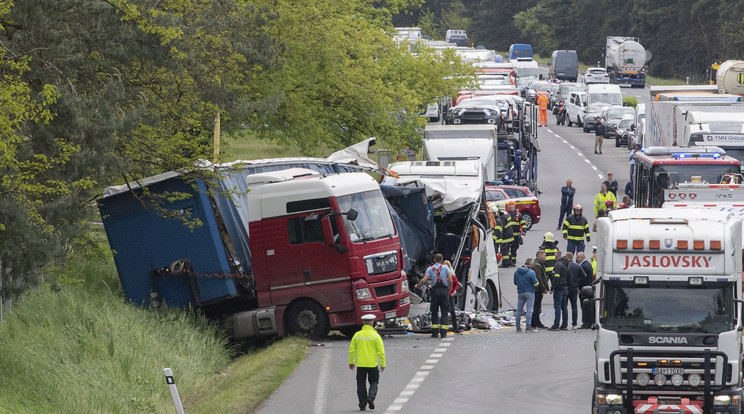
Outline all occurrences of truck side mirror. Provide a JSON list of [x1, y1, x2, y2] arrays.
[[345, 208, 358, 221]]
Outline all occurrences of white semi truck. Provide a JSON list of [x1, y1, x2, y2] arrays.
[[592, 208, 743, 413], [644, 86, 744, 147]]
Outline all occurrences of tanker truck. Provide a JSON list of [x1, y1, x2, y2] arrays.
[[716, 60, 744, 95], [605, 36, 648, 88]]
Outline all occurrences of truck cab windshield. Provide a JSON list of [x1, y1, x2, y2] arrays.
[[337, 190, 396, 243], [603, 282, 735, 333]]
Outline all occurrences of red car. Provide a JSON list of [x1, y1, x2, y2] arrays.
[[485, 184, 541, 230]]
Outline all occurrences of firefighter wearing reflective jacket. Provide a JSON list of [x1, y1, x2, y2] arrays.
[[415, 253, 453, 338], [538, 232, 559, 277], [490, 204, 504, 251], [503, 201, 525, 267], [562, 204, 590, 255]]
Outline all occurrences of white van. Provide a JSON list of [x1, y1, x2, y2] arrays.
[[583, 84, 623, 132]]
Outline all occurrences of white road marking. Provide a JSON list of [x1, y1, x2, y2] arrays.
[[592, 166, 598, 171], [312, 347, 331, 414], [552, 130, 605, 181], [598, 174, 604, 179], [584, 159, 591, 163], [569, 145, 576, 150], [384, 337, 454, 414]]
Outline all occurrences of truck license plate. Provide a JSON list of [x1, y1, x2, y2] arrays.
[[385, 311, 396, 319], [655, 367, 684, 375]]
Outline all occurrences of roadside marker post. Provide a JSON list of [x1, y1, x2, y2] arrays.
[[164, 368, 185, 414]]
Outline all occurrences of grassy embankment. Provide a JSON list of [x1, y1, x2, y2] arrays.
[[0, 133, 312, 414]]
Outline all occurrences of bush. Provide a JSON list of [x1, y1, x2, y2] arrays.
[[623, 96, 638, 108]]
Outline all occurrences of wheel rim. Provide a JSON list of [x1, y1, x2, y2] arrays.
[[296, 308, 318, 332], [523, 213, 533, 229]]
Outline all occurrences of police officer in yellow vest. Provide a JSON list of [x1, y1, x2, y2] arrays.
[[349, 314, 386, 411]]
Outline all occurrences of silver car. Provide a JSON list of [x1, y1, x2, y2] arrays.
[[584, 67, 610, 84]]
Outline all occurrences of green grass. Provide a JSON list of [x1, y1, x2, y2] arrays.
[[221, 129, 334, 161], [183, 337, 308, 414], [646, 74, 687, 86], [0, 230, 308, 414]]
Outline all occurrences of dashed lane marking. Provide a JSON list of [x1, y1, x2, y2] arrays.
[[384, 337, 454, 414]]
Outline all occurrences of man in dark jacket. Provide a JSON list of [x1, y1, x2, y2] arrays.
[[577, 252, 595, 329], [602, 171, 618, 197], [557, 179, 575, 231], [594, 117, 605, 154], [548, 251, 570, 330], [566, 252, 584, 329], [531, 250, 550, 329]]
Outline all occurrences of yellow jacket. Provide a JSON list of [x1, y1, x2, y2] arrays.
[[349, 325, 386, 368]]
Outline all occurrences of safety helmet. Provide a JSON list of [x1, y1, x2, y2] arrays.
[[489, 203, 501, 213], [543, 232, 555, 242], [506, 200, 516, 207], [605, 200, 614, 207], [573, 204, 582, 210]]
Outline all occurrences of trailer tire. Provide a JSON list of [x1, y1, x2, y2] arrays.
[[486, 282, 498, 311], [287, 299, 330, 339]]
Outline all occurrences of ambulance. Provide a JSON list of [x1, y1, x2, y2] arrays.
[[591, 208, 743, 413]]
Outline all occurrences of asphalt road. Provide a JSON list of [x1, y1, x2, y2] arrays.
[[256, 87, 649, 414]]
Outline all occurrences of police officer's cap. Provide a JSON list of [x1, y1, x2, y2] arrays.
[[361, 314, 376, 321]]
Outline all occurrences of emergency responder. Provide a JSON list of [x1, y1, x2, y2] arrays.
[[415, 253, 453, 338], [538, 232, 559, 278], [490, 204, 503, 252], [593, 183, 616, 231], [562, 204, 590, 254], [503, 201, 525, 267], [499, 204, 515, 267], [349, 314, 386, 411], [443, 260, 461, 334], [537, 92, 550, 127]]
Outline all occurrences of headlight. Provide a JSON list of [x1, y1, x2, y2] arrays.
[[356, 288, 372, 300], [713, 395, 732, 405], [636, 373, 650, 386], [401, 280, 409, 293], [671, 373, 684, 387], [597, 393, 623, 405], [688, 373, 702, 387], [400, 296, 410, 305], [654, 373, 667, 386], [360, 304, 377, 311]]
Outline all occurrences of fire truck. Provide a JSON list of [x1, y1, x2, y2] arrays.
[[592, 208, 743, 413], [632, 146, 741, 208]]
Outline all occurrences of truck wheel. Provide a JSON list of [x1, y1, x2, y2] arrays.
[[521, 212, 534, 230], [486, 282, 499, 311], [287, 299, 330, 339]]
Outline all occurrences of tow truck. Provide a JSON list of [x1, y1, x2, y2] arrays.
[[592, 208, 744, 413]]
